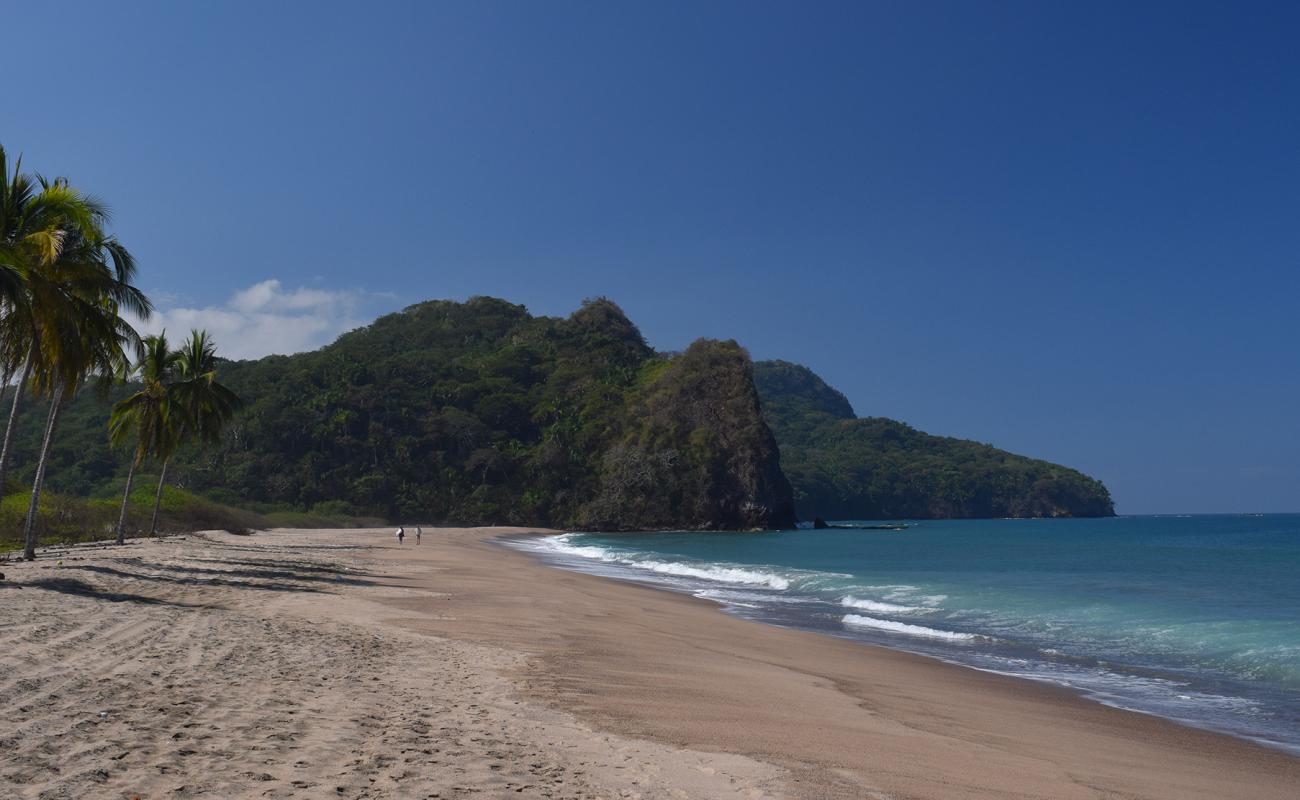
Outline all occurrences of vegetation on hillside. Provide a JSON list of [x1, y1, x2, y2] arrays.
[[13, 297, 795, 530], [194, 299, 792, 529], [753, 360, 1115, 519], [0, 139, 1111, 538], [8, 292, 1109, 529], [580, 339, 795, 530]]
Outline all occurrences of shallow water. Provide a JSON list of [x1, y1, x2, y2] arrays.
[[511, 515, 1300, 754]]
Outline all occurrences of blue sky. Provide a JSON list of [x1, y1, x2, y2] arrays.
[[6, 1, 1298, 514]]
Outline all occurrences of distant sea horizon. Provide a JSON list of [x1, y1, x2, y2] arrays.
[[511, 514, 1300, 754]]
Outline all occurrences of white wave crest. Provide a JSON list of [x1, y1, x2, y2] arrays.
[[538, 535, 620, 561], [538, 535, 791, 590], [840, 595, 923, 614], [842, 614, 978, 641], [636, 560, 791, 589]]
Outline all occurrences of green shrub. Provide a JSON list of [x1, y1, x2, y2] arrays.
[[0, 485, 269, 552]]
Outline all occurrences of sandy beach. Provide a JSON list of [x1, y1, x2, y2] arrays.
[[3, 528, 1298, 799]]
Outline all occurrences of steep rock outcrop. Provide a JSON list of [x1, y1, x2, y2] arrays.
[[579, 340, 796, 530]]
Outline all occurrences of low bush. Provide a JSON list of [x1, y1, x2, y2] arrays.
[[0, 486, 269, 553]]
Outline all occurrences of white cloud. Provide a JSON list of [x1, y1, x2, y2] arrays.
[[129, 279, 396, 360]]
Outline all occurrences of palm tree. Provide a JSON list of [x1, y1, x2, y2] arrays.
[[0, 145, 50, 496], [108, 333, 180, 544], [1, 153, 147, 494], [17, 178, 150, 560], [0, 145, 34, 304], [146, 330, 239, 536]]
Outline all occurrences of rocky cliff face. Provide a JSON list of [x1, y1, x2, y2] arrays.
[[579, 340, 797, 531]]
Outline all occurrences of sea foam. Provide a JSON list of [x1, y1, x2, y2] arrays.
[[634, 560, 791, 589], [842, 614, 978, 641], [538, 535, 793, 590], [840, 595, 923, 614]]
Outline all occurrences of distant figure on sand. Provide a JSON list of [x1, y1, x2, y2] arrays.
[[415, 526, 422, 545], [395, 527, 405, 545]]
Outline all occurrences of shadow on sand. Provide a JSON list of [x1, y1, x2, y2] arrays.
[[60, 563, 334, 594], [0, 577, 214, 608]]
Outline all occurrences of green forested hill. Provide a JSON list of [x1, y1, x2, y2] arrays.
[[9, 297, 795, 530], [8, 299, 1111, 529], [753, 361, 1115, 519]]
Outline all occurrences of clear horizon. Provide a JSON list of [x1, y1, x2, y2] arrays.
[[7, 1, 1299, 516]]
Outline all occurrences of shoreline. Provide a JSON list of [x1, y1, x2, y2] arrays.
[[502, 528, 1300, 757], [4, 527, 1298, 799], [1, 529, 782, 799], [385, 526, 1300, 799]]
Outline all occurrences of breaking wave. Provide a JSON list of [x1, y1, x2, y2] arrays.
[[535, 534, 796, 590], [840, 595, 925, 614], [842, 614, 980, 641]]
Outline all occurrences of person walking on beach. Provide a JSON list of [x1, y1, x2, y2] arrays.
[[415, 526, 422, 545], [395, 526, 405, 545]]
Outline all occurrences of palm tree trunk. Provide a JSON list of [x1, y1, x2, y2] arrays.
[[0, 364, 10, 488], [23, 381, 65, 561], [116, 456, 139, 545], [150, 459, 168, 536], [0, 349, 33, 498], [0, 366, 11, 411]]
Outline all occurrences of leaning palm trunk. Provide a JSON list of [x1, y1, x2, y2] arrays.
[[23, 381, 65, 560], [115, 457, 139, 545], [0, 350, 33, 498], [149, 459, 168, 536], [0, 364, 10, 486]]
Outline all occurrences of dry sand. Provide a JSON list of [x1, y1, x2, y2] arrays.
[[0, 530, 776, 800], [3, 527, 1298, 800]]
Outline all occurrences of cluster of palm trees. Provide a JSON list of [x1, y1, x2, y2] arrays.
[[110, 330, 240, 544], [0, 144, 238, 560]]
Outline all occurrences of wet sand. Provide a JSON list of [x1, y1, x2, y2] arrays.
[[3, 527, 1298, 799]]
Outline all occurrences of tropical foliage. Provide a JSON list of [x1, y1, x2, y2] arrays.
[[0, 143, 243, 558], [106, 329, 241, 542], [0, 140, 1109, 533], [14, 297, 795, 530], [0, 484, 267, 551], [6, 291, 1114, 530], [108, 333, 181, 542], [0, 144, 156, 558], [192, 299, 791, 529]]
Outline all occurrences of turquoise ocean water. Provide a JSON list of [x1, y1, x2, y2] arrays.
[[512, 515, 1300, 753]]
